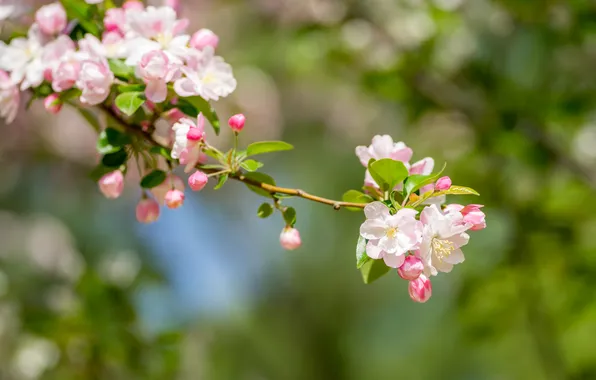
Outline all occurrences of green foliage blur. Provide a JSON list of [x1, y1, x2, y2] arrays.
[[2, 0, 596, 379]]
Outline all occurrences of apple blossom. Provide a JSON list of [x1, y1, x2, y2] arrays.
[[98, 171, 124, 199], [0, 24, 46, 90], [444, 204, 486, 231], [190, 29, 219, 50], [398, 255, 424, 281], [171, 115, 206, 172], [280, 227, 302, 250], [228, 114, 245, 132], [419, 204, 470, 276], [188, 170, 208, 191], [76, 60, 114, 105], [355, 135, 413, 167], [0, 70, 20, 123], [138, 50, 179, 103], [136, 197, 160, 223], [151, 174, 185, 205], [408, 275, 432, 303], [104, 8, 126, 33], [43, 93, 62, 114], [122, 0, 144, 11], [164, 189, 185, 209], [435, 176, 452, 191], [35, 3, 66, 35], [359, 202, 422, 268]]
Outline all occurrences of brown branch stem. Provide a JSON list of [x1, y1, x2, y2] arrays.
[[100, 105, 366, 210]]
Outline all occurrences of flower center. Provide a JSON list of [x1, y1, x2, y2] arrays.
[[386, 227, 399, 238], [431, 238, 455, 261]]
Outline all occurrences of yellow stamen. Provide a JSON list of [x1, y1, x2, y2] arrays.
[[386, 227, 399, 238], [431, 238, 455, 261]]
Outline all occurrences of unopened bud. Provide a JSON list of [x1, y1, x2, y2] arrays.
[[186, 127, 204, 142], [228, 113, 245, 132], [35, 3, 67, 35], [136, 197, 160, 223], [408, 274, 432, 303], [164, 189, 185, 209], [190, 29, 219, 50], [188, 170, 208, 191], [280, 227, 301, 250], [122, 0, 144, 11], [43, 94, 62, 114], [435, 176, 452, 191], [98, 170, 124, 199], [397, 255, 424, 281]]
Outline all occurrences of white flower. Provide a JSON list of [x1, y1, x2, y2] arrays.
[[0, 24, 47, 90], [76, 60, 114, 105], [355, 135, 413, 167], [173, 47, 236, 101], [419, 204, 470, 276], [359, 202, 422, 268]]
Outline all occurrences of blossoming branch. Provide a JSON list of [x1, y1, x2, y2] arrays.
[[0, 0, 487, 303]]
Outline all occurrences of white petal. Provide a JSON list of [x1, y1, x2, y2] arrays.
[[378, 235, 399, 254], [442, 248, 465, 265], [359, 219, 387, 240], [371, 135, 394, 158], [383, 253, 405, 268], [365, 240, 383, 259], [364, 201, 390, 220]]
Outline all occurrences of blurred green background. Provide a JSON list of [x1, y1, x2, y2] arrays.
[[2, 0, 596, 379]]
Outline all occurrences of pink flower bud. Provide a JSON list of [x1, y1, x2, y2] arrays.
[[461, 204, 486, 231], [408, 275, 432, 303], [122, 0, 144, 11], [164, 108, 185, 124], [397, 255, 424, 281], [52, 60, 80, 92], [136, 197, 160, 223], [280, 227, 301, 250], [164, 189, 185, 209], [98, 171, 124, 199], [188, 170, 208, 191], [435, 176, 452, 191], [77, 61, 114, 105], [43, 94, 62, 114], [190, 29, 219, 50], [228, 114, 246, 132], [35, 3, 67, 35]]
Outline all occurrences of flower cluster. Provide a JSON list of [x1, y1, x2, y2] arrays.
[[0, 1, 486, 300], [355, 136, 486, 302]]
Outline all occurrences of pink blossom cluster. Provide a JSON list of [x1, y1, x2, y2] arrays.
[[357, 135, 486, 303], [0, 0, 235, 121]]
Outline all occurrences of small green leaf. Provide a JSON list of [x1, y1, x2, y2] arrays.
[[342, 190, 374, 211], [109, 59, 134, 79], [97, 128, 131, 154], [411, 189, 435, 207], [356, 236, 371, 269], [78, 108, 102, 133], [240, 159, 264, 172], [243, 172, 276, 198], [58, 88, 81, 102], [149, 146, 172, 161], [360, 258, 391, 284], [246, 141, 294, 156], [102, 149, 128, 167], [283, 207, 296, 226], [140, 170, 167, 189], [184, 96, 220, 135], [404, 163, 447, 198], [368, 158, 409, 192], [115, 92, 145, 116], [118, 84, 145, 93], [60, 0, 100, 36], [390, 191, 403, 210], [214, 174, 228, 189], [434, 185, 480, 197], [257, 203, 274, 218]]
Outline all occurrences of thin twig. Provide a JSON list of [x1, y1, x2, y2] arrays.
[[100, 105, 366, 210]]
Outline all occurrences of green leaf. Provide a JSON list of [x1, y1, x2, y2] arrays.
[[257, 203, 274, 218], [58, 88, 81, 102], [60, 0, 100, 36], [140, 170, 167, 189], [360, 258, 391, 284], [96, 128, 131, 154], [78, 108, 102, 133], [184, 96, 220, 135], [240, 159, 264, 172], [283, 207, 296, 226], [109, 59, 135, 79], [149, 146, 172, 161], [390, 191, 403, 210], [115, 92, 145, 116], [214, 174, 228, 190], [102, 149, 128, 168], [243, 172, 276, 198], [411, 189, 435, 207], [404, 163, 447, 198], [434, 185, 480, 197], [356, 236, 371, 269], [246, 141, 294, 156], [368, 158, 408, 192], [342, 190, 374, 211]]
